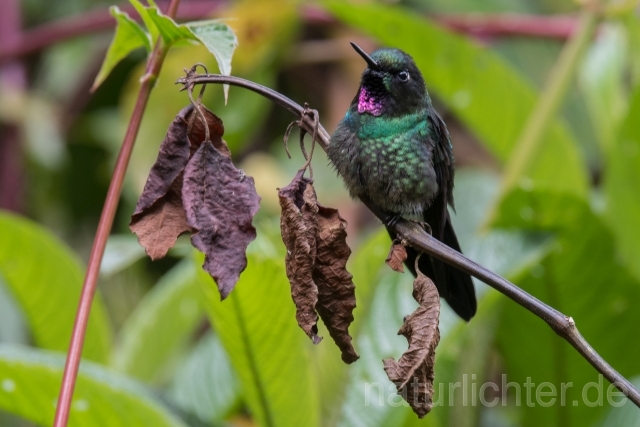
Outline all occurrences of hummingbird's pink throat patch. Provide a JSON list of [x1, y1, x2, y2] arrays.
[[357, 86, 384, 116]]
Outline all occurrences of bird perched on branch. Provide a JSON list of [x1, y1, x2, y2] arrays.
[[327, 42, 477, 320]]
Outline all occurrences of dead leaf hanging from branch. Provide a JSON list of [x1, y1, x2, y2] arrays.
[[130, 105, 195, 260], [278, 170, 359, 362], [384, 266, 441, 418], [182, 133, 261, 300], [132, 104, 260, 299], [278, 170, 321, 344], [313, 204, 359, 363], [386, 241, 408, 273]]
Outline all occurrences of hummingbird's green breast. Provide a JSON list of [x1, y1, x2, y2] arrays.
[[329, 107, 438, 215]]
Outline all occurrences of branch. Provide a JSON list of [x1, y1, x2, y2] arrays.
[[177, 72, 640, 408], [52, 1, 183, 426], [0, 0, 222, 65]]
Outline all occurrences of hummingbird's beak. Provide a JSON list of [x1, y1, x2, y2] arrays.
[[350, 42, 380, 70]]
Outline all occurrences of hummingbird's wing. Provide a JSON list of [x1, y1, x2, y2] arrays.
[[414, 107, 477, 320], [426, 107, 455, 237]]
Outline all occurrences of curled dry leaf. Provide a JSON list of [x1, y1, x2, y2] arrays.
[[278, 171, 321, 344], [130, 105, 193, 260], [385, 241, 408, 273], [383, 269, 441, 418], [313, 205, 359, 363], [188, 104, 230, 156], [183, 136, 261, 299], [130, 105, 231, 261]]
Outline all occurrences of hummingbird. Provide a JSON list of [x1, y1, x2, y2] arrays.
[[327, 42, 477, 321]]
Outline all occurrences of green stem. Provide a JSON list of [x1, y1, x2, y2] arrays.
[[501, 8, 598, 190]]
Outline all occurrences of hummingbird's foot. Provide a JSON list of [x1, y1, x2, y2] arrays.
[[409, 219, 432, 235], [384, 213, 403, 228]]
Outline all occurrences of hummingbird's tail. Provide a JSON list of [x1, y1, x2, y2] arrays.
[[386, 211, 477, 321]]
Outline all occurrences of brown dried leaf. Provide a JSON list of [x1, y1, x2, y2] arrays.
[[313, 204, 359, 363], [130, 106, 194, 260], [278, 170, 321, 344], [383, 270, 441, 418], [130, 179, 190, 260], [385, 242, 407, 273], [182, 137, 261, 299], [187, 105, 230, 156]]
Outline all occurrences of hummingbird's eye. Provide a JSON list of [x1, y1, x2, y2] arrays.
[[397, 71, 409, 82]]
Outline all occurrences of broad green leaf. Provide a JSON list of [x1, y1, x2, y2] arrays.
[[313, 229, 390, 427], [0, 344, 186, 427], [101, 234, 147, 278], [579, 24, 628, 152], [168, 332, 240, 423], [349, 229, 391, 336], [128, 0, 237, 100], [92, 6, 151, 91], [595, 377, 640, 427], [337, 270, 429, 427], [185, 20, 238, 77], [430, 291, 502, 427], [145, 6, 198, 46], [603, 87, 640, 282], [0, 211, 112, 363], [497, 206, 640, 427], [196, 241, 319, 427], [324, 1, 588, 229], [129, 0, 160, 42], [113, 259, 205, 382], [623, 14, 640, 87]]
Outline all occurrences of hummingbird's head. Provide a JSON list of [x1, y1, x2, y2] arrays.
[[350, 42, 427, 117]]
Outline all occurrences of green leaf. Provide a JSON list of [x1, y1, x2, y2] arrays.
[[196, 243, 319, 427], [337, 270, 426, 427], [144, 6, 198, 45], [603, 87, 640, 282], [91, 6, 151, 91], [0, 211, 112, 363], [129, 0, 160, 42], [113, 259, 205, 382], [185, 20, 238, 77], [0, 344, 186, 427], [497, 207, 640, 427], [432, 291, 502, 427], [324, 1, 588, 229], [101, 234, 147, 278], [128, 0, 237, 100], [595, 377, 640, 427], [168, 332, 240, 423], [579, 24, 628, 152]]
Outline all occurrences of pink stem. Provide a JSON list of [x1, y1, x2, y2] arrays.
[[52, 1, 182, 426]]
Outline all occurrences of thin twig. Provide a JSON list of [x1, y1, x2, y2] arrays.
[[52, 1, 182, 426], [177, 72, 640, 408]]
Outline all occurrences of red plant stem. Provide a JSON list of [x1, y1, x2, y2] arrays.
[[301, 5, 579, 40], [0, 0, 26, 212], [0, 0, 222, 65], [434, 13, 579, 39], [52, 1, 181, 426], [0, 6, 580, 65]]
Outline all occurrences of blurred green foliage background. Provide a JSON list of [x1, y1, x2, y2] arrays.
[[1, 0, 640, 426]]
